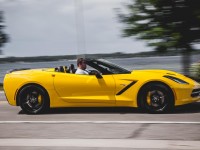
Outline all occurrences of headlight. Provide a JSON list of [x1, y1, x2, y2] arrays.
[[163, 75, 189, 84]]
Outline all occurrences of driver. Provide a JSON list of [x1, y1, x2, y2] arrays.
[[75, 58, 90, 75]]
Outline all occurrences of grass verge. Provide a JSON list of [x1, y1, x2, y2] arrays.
[[0, 83, 3, 91]]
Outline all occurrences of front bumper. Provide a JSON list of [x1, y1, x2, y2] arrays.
[[174, 81, 200, 106], [191, 88, 200, 98]]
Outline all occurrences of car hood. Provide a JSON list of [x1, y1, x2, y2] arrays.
[[131, 69, 180, 75]]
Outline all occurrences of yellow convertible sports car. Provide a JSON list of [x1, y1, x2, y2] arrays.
[[3, 59, 200, 114]]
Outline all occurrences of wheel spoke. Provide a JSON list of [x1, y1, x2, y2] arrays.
[[23, 100, 33, 109], [148, 90, 167, 110], [34, 103, 41, 109]]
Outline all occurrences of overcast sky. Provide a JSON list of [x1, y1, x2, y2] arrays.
[[0, 0, 152, 57]]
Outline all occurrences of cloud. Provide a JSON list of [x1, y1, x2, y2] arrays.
[[1, 0, 151, 57]]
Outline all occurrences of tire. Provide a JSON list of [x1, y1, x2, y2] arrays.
[[138, 83, 174, 113], [18, 84, 50, 114]]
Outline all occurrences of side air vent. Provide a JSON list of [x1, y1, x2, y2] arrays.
[[191, 88, 200, 97]]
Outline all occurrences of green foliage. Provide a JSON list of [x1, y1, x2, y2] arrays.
[[190, 62, 200, 80], [0, 83, 3, 91], [0, 11, 9, 54], [117, 0, 200, 52]]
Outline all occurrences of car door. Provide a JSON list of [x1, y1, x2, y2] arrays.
[[53, 72, 116, 103], [112, 74, 138, 103]]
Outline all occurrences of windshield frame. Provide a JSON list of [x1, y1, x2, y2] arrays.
[[86, 59, 131, 75]]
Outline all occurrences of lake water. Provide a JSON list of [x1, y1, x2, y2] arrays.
[[0, 55, 199, 83]]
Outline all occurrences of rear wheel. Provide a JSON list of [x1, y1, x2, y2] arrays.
[[18, 85, 49, 114], [138, 83, 174, 113]]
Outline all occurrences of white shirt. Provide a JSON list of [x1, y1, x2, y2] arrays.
[[75, 68, 89, 75]]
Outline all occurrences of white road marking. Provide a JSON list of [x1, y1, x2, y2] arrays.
[[0, 120, 200, 124], [0, 92, 6, 101], [0, 139, 199, 149], [0, 101, 7, 104]]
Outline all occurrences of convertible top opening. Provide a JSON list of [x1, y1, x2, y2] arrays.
[[54, 59, 131, 75]]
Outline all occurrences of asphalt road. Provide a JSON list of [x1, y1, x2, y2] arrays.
[[0, 91, 200, 150]]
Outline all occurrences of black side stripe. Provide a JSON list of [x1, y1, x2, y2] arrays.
[[116, 81, 137, 95]]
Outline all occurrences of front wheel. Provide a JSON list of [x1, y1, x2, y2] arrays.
[[138, 83, 174, 113], [18, 85, 50, 114]]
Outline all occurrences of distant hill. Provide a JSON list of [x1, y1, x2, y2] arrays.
[[0, 50, 199, 63]]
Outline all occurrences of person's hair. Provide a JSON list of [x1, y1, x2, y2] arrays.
[[77, 58, 86, 66]]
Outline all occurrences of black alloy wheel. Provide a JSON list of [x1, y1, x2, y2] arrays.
[[139, 83, 174, 113], [18, 85, 49, 114]]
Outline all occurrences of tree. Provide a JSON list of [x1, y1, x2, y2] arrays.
[[0, 11, 9, 55], [117, 0, 200, 75]]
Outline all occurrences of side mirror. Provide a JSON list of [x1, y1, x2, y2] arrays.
[[95, 73, 103, 79], [89, 70, 103, 79]]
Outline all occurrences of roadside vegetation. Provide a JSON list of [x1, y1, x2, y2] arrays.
[[0, 83, 3, 91], [0, 11, 9, 55], [117, 0, 200, 76], [190, 62, 200, 81]]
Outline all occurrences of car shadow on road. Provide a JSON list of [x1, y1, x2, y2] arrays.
[[173, 101, 200, 114], [19, 101, 200, 115], [48, 107, 140, 114], [18, 102, 200, 115]]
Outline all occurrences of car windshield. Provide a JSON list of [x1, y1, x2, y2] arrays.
[[86, 59, 131, 75]]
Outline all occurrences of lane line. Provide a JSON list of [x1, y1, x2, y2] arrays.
[[0, 120, 200, 124], [0, 139, 199, 149]]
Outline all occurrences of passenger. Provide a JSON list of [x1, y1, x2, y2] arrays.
[[75, 58, 89, 75]]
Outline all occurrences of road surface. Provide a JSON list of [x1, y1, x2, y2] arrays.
[[0, 91, 200, 150]]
